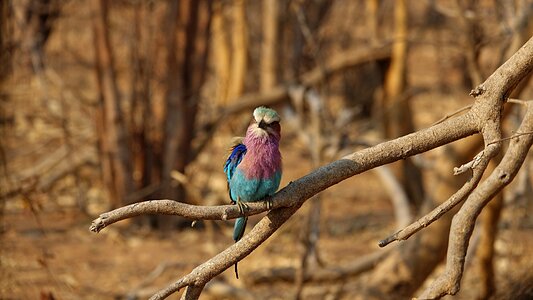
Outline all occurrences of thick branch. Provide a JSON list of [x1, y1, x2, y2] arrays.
[[471, 36, 533, 106], [92, 112, 477, 233], [419, 102, 533, 299], [379, 36, 533, 249], [144, 113, 478, 299]]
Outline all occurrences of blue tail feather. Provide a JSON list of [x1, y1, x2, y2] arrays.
[[233, 217, 248, 242], [233, 216, 248, 279]]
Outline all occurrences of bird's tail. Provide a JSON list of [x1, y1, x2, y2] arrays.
[[233, 216, 248, 242], [233, 216, 248, 279]]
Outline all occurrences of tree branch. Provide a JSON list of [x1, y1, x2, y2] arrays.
[[374, 36, 533, 299], [89, 36, 533, 300], [89, 200, 272, 233], [418, 102, 533, 299], [378, 148, 490, 247], [92, 110, 477, 232], [179, 284, 205, 300], [92, 111, 478, 299], [379, 36, 533, 250]]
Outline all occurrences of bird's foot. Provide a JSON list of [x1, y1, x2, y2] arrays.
[[265, 198, 273, 210], [237, 199, 248, 215]]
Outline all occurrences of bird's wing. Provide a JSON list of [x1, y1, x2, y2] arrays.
[[224, 143, 247, 202]]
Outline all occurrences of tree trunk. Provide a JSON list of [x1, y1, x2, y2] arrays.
[[21, 0, 59, 74], [227, 0, 247, 100], [260, 0, 278, 92], [161, 0, 212, 221], [366, 0, 379, 45], [382, 0, 425, 208], [211, 1, 231, 105], [92, 0, 133, 208]]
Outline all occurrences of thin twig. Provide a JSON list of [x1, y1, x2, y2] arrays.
[[431, 104, 473, 127], [453, 150, 484, 175], [507, 98, 530, 105], [486, 131, 533, 146], [374, 165, 413, 228], [378, 146, 492, 247]]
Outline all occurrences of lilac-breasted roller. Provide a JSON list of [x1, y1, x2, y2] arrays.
[[223, 106, 282, 279]]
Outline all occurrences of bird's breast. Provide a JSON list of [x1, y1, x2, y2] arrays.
[[229, 169, 281, 202], [239, 150, 281, 180]]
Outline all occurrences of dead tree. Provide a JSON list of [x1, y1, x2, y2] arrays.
[[382, 0, 425, 207], [20, 0, 60, 74], [260, 0, 278, 92], [161, 0, 212, 206], [92, 0, 134, 208]]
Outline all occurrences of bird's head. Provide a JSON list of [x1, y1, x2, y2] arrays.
[[249, 106, 281, 139]]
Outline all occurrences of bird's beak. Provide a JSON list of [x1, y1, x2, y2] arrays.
[[258, 120, 267, 129]]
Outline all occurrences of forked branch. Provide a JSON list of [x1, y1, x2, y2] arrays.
[[419, 102, 533, 299], [381, 36, 533, 299], [378, 149, 490, 247], [93, 112, 478, 300], [90, 37, 533, 299]]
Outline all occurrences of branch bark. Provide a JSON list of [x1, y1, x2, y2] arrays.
[[378, 148, 490, 247]]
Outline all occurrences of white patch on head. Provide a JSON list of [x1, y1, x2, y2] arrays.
[[263, 114, 280, 124], [253, 109, 262, 123], [253, 107, 280, 124]]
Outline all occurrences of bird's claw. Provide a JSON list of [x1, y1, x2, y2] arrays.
[[237, 199, 248, 215], [266, 198, 273, 210]]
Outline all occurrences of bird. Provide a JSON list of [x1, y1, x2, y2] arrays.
[[223, 106, 282, 279]]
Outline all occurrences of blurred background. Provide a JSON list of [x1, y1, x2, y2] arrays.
[[1, 0, 533, 299]]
